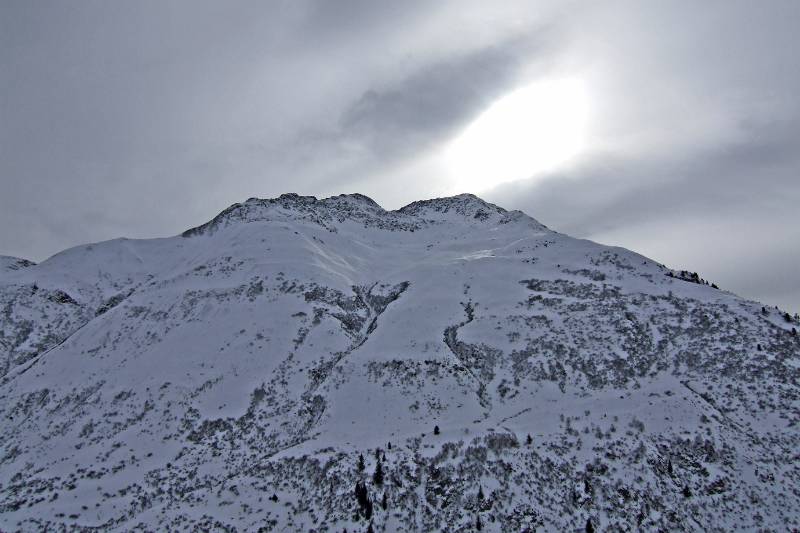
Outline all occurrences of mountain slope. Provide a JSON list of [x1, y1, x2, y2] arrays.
[[1, 193, 798, 532]]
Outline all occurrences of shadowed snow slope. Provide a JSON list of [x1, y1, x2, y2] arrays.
[[1, 193, 798, 531]]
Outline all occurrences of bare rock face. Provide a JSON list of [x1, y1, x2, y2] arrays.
[[0, 193, 798, 531]]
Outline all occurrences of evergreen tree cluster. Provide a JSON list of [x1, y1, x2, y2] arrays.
[[666, 270, 718, 288], [352, 449, 391, 527]]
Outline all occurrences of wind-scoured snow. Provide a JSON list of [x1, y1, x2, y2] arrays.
[[0, 193, 798, 532]]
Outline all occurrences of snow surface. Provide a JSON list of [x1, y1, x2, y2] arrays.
[[0, 256, 35, 274], [0, 193, 798, 531]]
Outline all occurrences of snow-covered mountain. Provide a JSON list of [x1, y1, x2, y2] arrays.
[[1, 193, 798, 532]]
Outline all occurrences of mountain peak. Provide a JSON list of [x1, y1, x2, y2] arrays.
[[328, 192, 382, 208], [397, 192, 505, 219], [182, 192, 532, 237]]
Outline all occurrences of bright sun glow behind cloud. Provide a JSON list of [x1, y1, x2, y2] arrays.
[[444, 78, 589, 192]]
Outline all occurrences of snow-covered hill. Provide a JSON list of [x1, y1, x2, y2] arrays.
[[1, 193, 798, 532], [0, 256, 35, 274]]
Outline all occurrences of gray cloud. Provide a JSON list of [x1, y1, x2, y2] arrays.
[[494, 116, 800, 234], [338, 33, 550, 157]]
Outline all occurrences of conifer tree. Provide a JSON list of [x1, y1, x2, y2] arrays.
[[357, 453, 365, 472], [373, 460, 384, 486], [434, 425, 440, 435]]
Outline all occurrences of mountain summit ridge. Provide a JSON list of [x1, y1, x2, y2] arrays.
[[182, 192, 541, 238], [1, 192, 798, 531]]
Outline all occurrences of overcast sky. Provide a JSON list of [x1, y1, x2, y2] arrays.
[[1, 0, 798, 312]]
